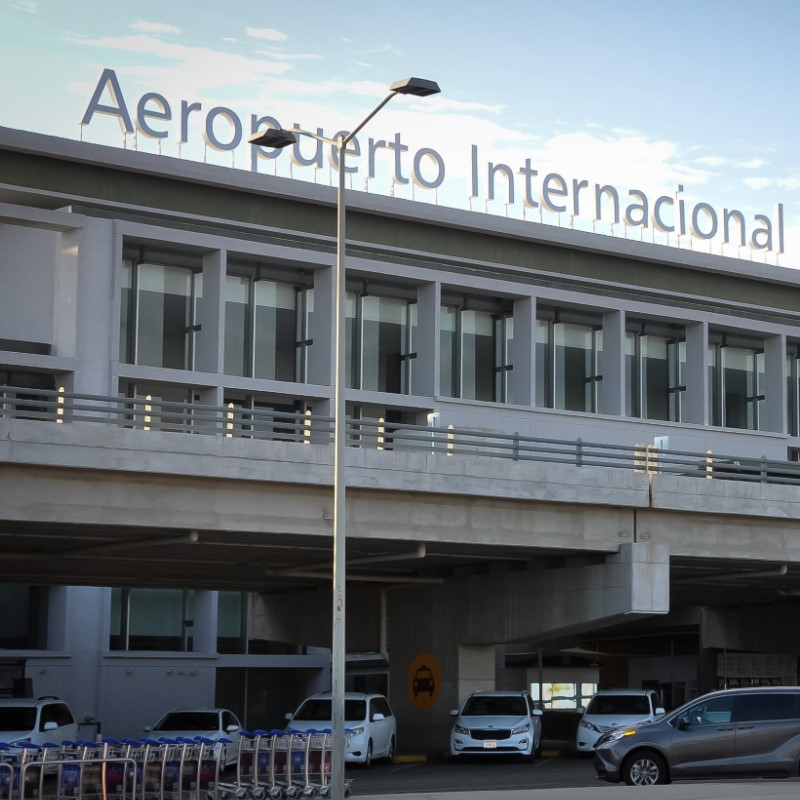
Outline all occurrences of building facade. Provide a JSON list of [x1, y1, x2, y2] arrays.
[[2, 125, 800, 749]]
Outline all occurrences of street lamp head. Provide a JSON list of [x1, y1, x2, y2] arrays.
[[248, 128, 298, 149], [389, 77, 441, 97]]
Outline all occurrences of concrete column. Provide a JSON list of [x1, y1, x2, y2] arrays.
[[69, 219, 117, 394], [195, 250, 225, 374], [762, 334, 786, 433], [413, 283, 438, 397], [600, 310, 625, 416], [510, 296, 534, 406], [684, 322, 708, 425], [192, 591, 219, 653], [307, 266, 333, 390], [456, 644, 496, 705]]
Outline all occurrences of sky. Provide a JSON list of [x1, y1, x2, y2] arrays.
[[2, 0, 800, 267]]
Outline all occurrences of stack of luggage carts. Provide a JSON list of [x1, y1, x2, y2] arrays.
[[224, 728, 349, 799], [0, 729, 349, 800]]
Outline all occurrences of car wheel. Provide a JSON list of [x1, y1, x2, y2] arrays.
[[362, 740, 373, 768], [623, 750, 668, 786], [386, 736, 396, 764]]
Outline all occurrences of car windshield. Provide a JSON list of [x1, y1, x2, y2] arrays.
[[154, 712, 219, 731], [585, 696, 650, 715], [461, 696, 528, 716], [0, 708, 36, 731], [293, 699, 367, 722]]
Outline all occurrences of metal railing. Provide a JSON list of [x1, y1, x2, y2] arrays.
[[2, 384, 800, 486]]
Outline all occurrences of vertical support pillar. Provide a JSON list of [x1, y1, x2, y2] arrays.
[[511, 296, 534, 406], [684, 321, 708, 424], [600, 310, 625, 415], [762, 334, 786, 433], [414, 283, 438, 397]]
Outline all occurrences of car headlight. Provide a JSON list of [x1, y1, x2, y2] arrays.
[[604, 729, 637, 743], [454, 724, 469, 735], [511, 722, 530, 735], [348, 726, 365, 736], [579, 719, 600, 733]]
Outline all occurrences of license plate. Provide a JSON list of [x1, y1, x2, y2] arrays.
[[483, 741, 497, 749]]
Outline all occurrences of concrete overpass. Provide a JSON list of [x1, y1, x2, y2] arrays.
[[4, 408, 800, 748]]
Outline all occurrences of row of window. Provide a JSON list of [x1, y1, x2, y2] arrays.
[[118, 255, 799, 435]]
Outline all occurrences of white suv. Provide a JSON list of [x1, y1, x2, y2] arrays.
[[576, 688, 664, 752], [450, 690, 543, 760], [0, 696, 79, 747], [285, 692, 396, 767]]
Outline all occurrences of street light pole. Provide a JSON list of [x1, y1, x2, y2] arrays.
[[250, 77, 439, 800]]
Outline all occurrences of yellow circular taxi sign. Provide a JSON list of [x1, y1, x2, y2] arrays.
[[407, 653, 441, 709]]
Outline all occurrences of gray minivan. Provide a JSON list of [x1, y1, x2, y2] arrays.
[[594, 686, 800, 785]]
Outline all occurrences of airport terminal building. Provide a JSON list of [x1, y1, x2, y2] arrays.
[[2, 125, 800, 749]]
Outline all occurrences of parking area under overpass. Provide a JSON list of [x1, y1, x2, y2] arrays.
[[3, 401, 800, 748]]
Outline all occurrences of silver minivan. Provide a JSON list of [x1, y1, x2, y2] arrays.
[[594, 686, 800, 785]]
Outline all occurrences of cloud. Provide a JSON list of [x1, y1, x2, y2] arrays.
[[130, 21, 181, 35], [743, 175, 800, 191], [245, 27, 288, 42], [695, 155, 727, 167], [739, 158, 767, 169], [10, 0, 36, 11]]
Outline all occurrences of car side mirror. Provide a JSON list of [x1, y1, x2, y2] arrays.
[[143, 725, 152, 732], [655, 707, 666, 716], [532, 708, 543, 717], [226, 725, 240, 733], [372, 713, 385, 721], [43, 722, 58, 731], [676, 714, 690, 730], [285, 713, 292, 721], [449, 709, 458, 717]]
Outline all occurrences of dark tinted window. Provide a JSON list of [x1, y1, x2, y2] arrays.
[[585, 695, 651, 716], [293, 699, 367, 722], [371, 697, 393, 719], [685, 695, 734, 725], [0, 707, 37, 731], [155, 711, 219, 731], [735, 692, 800, 722], [41, 703, 74, 728], [461, 695, 528, 716]]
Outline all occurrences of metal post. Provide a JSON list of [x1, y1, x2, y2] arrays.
[[330, 134, 348, 800]]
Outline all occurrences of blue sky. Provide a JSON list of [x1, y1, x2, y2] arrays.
[[2, 0, 800, 265]]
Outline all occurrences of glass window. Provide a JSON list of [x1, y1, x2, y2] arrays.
[[224, 276, 307, 382], [217, 591, 245, 654], [440, 306, 508, 402], [626, 332, 685, 421], [684, 695, 734, 725], [787, 353, 799, 437], [136, 263, 195, 369], [120, 260, 133, 363], [347, 293, 416, 393], [440, 307, 458, 397], [360, 295, 412, 393], [710, 344, 765, 430], [110, 588, 194, 651], [494, 315, 514, 404], [0, 585, 47, 649], [461, 310, 495, 401], [224, 277, 250, 377], [554, 323, 602, 412], [735, 692, 800, 722], [535, 319, 552, 408], [254, 281, 297, 381]]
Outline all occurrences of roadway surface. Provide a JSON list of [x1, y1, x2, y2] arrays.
[[347, 754, 800, 798]]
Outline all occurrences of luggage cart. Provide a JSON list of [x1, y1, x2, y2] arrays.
[[191, 737, 231, 800]]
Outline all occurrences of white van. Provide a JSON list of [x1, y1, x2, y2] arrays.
[[0, 696, 79, 748], [576, 689, 664, 752]]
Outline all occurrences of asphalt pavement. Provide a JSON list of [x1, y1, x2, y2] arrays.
[[357, 782, 800, 800]]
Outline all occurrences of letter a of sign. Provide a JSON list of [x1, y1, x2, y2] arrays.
[[81, 68, 134, 133]]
